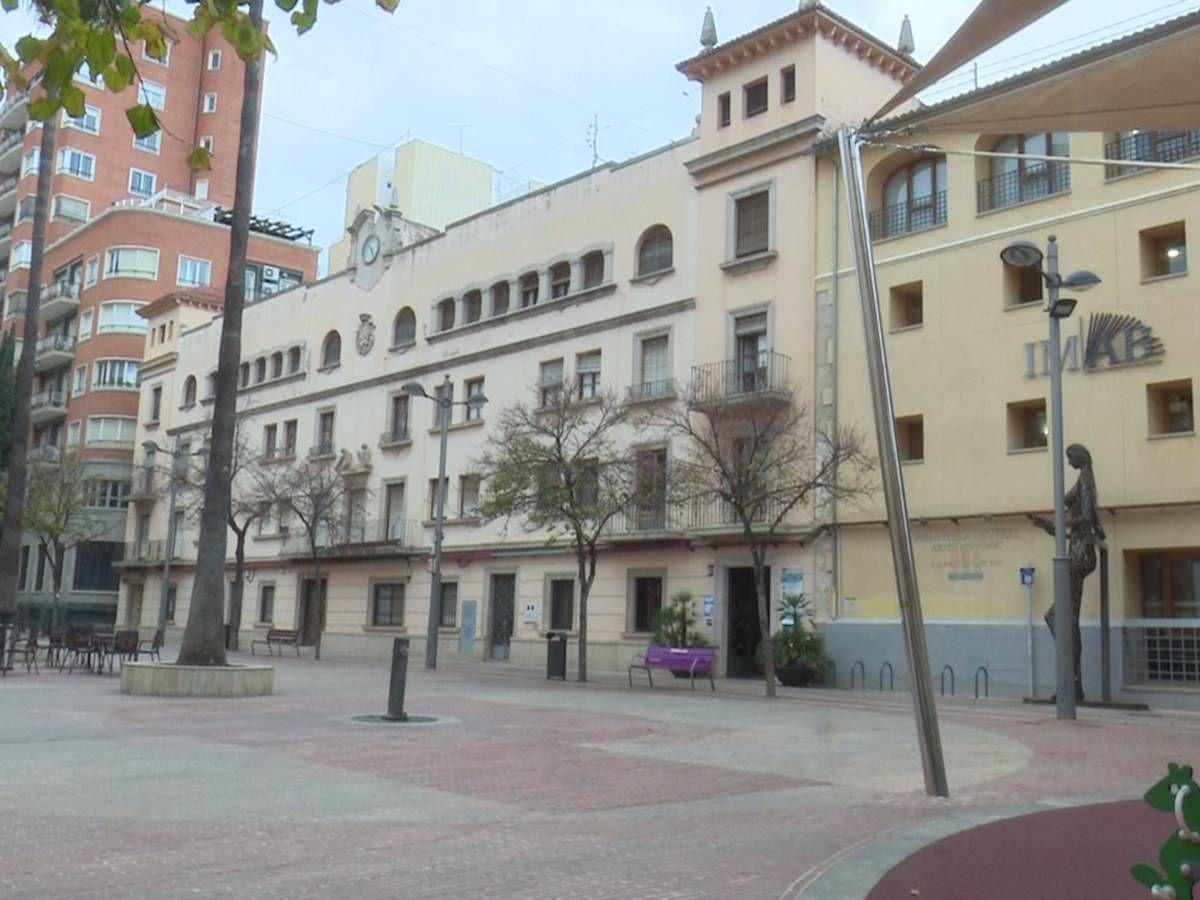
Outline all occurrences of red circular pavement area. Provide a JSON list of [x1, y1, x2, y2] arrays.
[[868, 800, 1171, 899]]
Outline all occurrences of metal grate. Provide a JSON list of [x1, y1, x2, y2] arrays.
[[1104, 130, 1200, 179], [976, 161, 1070, 213], [1123, 625, 1200, 687]]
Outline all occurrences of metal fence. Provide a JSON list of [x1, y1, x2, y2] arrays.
[[1124, 624, 1200, 687], [1105, 129, 1200, 179], [689, 351, 791, 406], [625, 378, 678, 403], [30, 389, 67, 411], [976, 161, 1070, 213], [281, 518, 423, 557], [868, 191, 947, 240]]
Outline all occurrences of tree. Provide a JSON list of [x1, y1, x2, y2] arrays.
[[476, 379, 639, 683], [255, 455, 353, 661], [656, 392, 873, 698], [0, 329, 15, 471], [22, 453, 116, 630]]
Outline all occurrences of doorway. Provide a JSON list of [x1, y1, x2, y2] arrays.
[[126, 584, 144, 628], [728, 566, 769, 678], [299, 577, 326, 647], [489, 573, 515, 660]]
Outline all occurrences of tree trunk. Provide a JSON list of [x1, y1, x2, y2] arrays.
[[0, 113, 58, 622], [575, 548, 591, 683], [177, 0, 264, 666], [753, 546, 776, 698], [312, 555, 324, 661], [227, 527, 246, 651], [50, 542, 64, 632]]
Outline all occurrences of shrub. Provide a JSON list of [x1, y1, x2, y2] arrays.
[[755, 628, 827, 672], [651, 591, 708, 647]]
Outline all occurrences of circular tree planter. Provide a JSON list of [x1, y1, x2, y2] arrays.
[[120, 662, 275, 698]]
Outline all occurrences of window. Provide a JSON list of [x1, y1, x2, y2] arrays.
[[540, 359, 563, 407], [636, 334, 670, 398], [67, 421, 81, 447], [270, 352, 283, 378], [1137, 550, 1200, 619], [980, 132, 1069, 212], [635, 449, 668, 529], [582, 251, 604, 288], [17, 195, 35, 222], [72, 365, 86, 397], [203, 92, 217, 113], [99, 302, 148, 334], [384, 483, 406, 538], [182, 375, 196, 407], [177, 255, 211, 287], [78, 309, 93, 340], [387, 394, 409, 441], [134, 130, 160, 153], [371, 583, 405, 627], [18, 546, 29, 592], [889, 281, 924, 329], [86, 416, 136, 447], [284, 419, 298, 456], [86, 479, 131, 509], [439, 581, 458, 628], [459, 475, 481, 518], [781, 65, 796, 103], [744, 77, 768, 117], [288, 346, 302, 373], [259, 584, 275, 624], [208, 49, 222, 70], [321, 331, 341, 368], [93, 359, 140, 389], [637, 225, 673, 276], [139, 80, 166, 110], [437, 297, 455, 331], [51, 194, 89, 224], [149, 385, 162, 422], [491, 281, 510, 316], [717, 91, 731, 128], [73, 542, 122, 591], [633, 575, 663, 632], [129, 168, 157, 196], [263, 423, 278, 457], [56, 147, 95, 179], [573, 351, 602, 400], [734, 191, 770, 258], [1141, 222, 1188, 279], [897, 415, 924, 462], [433, 382, 453, 428], [105, 246, 159, 279], [393, 307, 416, 345], [21, 148, 39, 177], [427, 477, 449, 520], [877, 156, 948, 239], [549, 578, 574, 631], [84, 256, 99, 287], [733, 312, 769, 392], [316, 410, 335, 454], [465, 378, 484, 421], [255, 357, 266, 383], [143, 40, 170, 66], [205, 372, 217, 397], [1004, 260, 1044, 308], [520, 272, 539, 308], [550, 262, 571, 298], [193, 178, 209, 200], [11, 240, 31, 269], [1148, 379, 1194, 436], [62, 105, 100, 134], [1007, 399, 1048, 451], [240, 362, 250, 387], [463, 289, 482, 323], [200, 135, 213, 152]]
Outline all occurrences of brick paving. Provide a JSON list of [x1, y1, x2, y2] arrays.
[[2, 653, 1198, 898]]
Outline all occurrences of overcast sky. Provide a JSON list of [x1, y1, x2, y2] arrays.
[[3, 0, 1197, 269]]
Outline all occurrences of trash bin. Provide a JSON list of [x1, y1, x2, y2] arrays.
[[546, 631, 567, 680]]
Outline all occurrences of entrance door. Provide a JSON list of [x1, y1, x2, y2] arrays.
[[299, 578, 326, 647], [489, 573, 515, 660], [728, 566, 769, 678]]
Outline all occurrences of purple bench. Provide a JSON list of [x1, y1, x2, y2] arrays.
[[628, 645, 715, 691]]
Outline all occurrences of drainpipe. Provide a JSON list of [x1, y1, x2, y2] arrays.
[[829, 156, 841, 621]]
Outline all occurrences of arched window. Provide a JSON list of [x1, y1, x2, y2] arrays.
[[519, 272, 539, 308], [491, 282, 510, 317], [182, 375, 196, 407], [437, 297, 456, 332], [581, 251, 605, 289], [254, 357, 266, 383], [463, 290, 483, 323], [637, 226, 673, 276], [878, 156, 947, 238], [393, 307, 416, 345], [979, 132, 1069, 212], [321, 331, 341, 368], [287, 346, 302, 373], [239, 362, 250, 387], [549, 262, 571, 299], [270, 351, 283, 378]]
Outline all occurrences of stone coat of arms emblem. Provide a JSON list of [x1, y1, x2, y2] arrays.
[[356, 313, 376, 356]]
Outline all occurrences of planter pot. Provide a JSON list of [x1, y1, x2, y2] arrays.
[[776, 664, 820, 688], [120, 662, 274, 697]]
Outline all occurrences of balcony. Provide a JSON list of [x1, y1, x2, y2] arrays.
[[977, 161, 1070, 214], [34, 333, 75, 371], [281, 518, 422, 558], [307, 441, 335, 460], [0, 221, 11, 255], [0, 173, 17, 218], [1106, 130, 1200, 179], [130, 467, 158, 502], [0, 90, 28, 131], [29, 388, 67, 425], [0, 128, 21, 173], [868, 191, 947, 240], [121, 540, 189, 566], [39, 281, 81, 321], [689, 351, 791, 411], [605, 503, 681, 538], [378, 426, 411, 449], [625, 378, 678, 404], [27, 444, 62, 465], [604, 494, 793, 540]]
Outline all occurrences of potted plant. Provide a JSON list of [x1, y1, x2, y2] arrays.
[[651, 591, 710, 677], [755, 593, 829, 687]]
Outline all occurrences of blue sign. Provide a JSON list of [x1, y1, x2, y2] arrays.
[[1020, 567, 1036, 586]]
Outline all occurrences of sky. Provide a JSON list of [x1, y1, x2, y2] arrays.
[[3, 0, 1197, 270]]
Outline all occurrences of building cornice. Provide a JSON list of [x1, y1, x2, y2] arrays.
[[686, 115, 825, 180]]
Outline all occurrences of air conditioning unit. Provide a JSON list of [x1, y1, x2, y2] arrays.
[[262, 265, 279, 281]]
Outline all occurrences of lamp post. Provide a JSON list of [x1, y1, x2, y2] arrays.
[[402, 375, 487, 670], [142, 438, 208, 634], [999, 236, 1100, 720]]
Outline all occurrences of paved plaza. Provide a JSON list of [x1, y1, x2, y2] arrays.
[[1, 653, 1198, 898]]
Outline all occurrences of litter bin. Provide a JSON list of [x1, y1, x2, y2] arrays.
[[546, 631, 567, 680]]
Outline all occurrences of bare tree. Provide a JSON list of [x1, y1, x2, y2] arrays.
[[656, 393, 873, 697], [476, 379, 639, 683], [22, 453, 116, 631]]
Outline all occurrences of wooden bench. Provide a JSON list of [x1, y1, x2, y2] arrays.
[[251, 628, 301, 657], [629, 645, 715, 691]]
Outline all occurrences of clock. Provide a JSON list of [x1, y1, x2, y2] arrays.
[[361, 234, 381, 265]]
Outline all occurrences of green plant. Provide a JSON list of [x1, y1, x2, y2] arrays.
[[778, 591, 813, 633], [651, 591, 707, 647], [755, 628, 827, 672]]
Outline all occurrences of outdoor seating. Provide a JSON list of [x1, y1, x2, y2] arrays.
[[0, 626, 10, 677], [98, 631, 140, 673], [251, 628, 301, 657], [139, 629, 164, 662], [10, 628, 39, 675], [629, 645, 716, 691], [60, 627, 96, 674], [45, 633, 65, 669]]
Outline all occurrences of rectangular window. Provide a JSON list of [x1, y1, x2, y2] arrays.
[[149, 385, 162, 422], [207, 49, 222, 70], [21, 148, 39, 177], [284, 419, 298, 455], [465, 378, 484, 421], [142, 40, 169, 66], [889, 281, 924, 329], [18, 546, 29, 591], [177, 255, 211, 287], [550, 265, 570, 298], [193, 179, 209, 201], [72, 541, 123, 591], [203, 92, 217, 113], [134, 131, 160, 154], [51, 194, 89, 224], [66, 420, 81, 447], [93, 359, 140, 389], [56, 147, 95, 179], [259, 584, 275, 623], [577, 351, 601, 399], [98, 302, 148, 334], [1148, 379, 1195, 436], [129, 168, 157, 197], [637, 335, 669, 397], [84, 256, 99, 287], [200, 135, 213, 153], [459, 474, 481, 518], [635, 448, 668, 529], [633, 575, 663, 632], [540, 359, 563, 407], [139, 80, 166, 110], [85, 479, 130, 509], [386, 395, 409, 442], [78, 309, 93, 340], [439, 581, 458, 628], [781, 65, 796, 103], [1141, 222, 1188, 279], [35, 546, 46, 591], [897, 415, 924, 462], [62, 104, 100, 134], [264, 423, 278, 457], [384, 482, 406, 538], [11, 241, 32, 269], [17, 195, 35, 222], [549, 578, 574, 631], [371, 583, 405, 627], [72, 365, 86, 396], [717, 92, 731, 128], [1003, 260, 1044, 308], [428, 477, 449, 521], [734, 190, 770, 258], [1007, 399, 1048, 451], [1137, 550, 1200, 620], [316, 410, 335, 453], [744, 78, 768, 117], [105, 246, 159, 280], [433, 382, 453, 427]]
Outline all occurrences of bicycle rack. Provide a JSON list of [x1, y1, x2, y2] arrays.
[[940, 665, 955, 697], [879, 661, 894, 692], [975, 666, 990, 699], [850, 660, 865, 690], [824, 659, 837, 688]]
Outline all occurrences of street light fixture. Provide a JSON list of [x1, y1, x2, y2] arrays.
[[403, 374, 487, 670], [999, 235, 1101, 720], [142, 439, 208, 634]]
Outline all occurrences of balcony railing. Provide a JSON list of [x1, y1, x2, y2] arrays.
[[606, 502, 678, 536], [689, 351, 791, 407], [30, 388, 66, 409], [625, 378, 678, 403], [35, 333, 75, 356], [976, 161, 1070, 213], [41, 281, 80, 303], [0, 222, 11, 242], [28, 444, 62, 464], [868, 191, 947, 240], [281, 518, 422, 557], [1105, 130, 1200, 179], [1123, 623, 1200, 688], [0, 173, 17, 196], [122, 540, 189, 564], [130, 468, 158, 500], [308, 441, 335, 459], [0, 129, 21, 155], [379, 425, 411, 446]]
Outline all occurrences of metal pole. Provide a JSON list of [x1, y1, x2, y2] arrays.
[[838, 129, 948, 798], [1046, 237, 1076, 719], [1026, 578, 1035, 698], [1100, 545, 1111, 703], [157, 438, 179, 633], [424, 374, 451, 670], [387, 637, 410, 720]]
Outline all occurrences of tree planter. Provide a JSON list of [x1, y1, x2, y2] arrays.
[[775, 664, 820, 688], [120, 662, 274, 697]]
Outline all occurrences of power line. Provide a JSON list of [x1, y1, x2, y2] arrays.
[[262, 112, 400, 149], [265, 129, 412, 216]]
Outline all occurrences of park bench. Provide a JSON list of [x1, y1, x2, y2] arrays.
[[251, 628, 301, 657], [628, 645, 715, 691]]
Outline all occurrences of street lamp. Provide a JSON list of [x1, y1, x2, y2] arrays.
[[999, 235, 1100, 720], [142, 438, 208, 634], [403, 375, 488, 670]]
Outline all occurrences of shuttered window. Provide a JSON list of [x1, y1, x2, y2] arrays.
[[735, 191, 770, 258]]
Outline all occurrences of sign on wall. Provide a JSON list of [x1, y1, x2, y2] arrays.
[[1025, 313, 1164, 378]]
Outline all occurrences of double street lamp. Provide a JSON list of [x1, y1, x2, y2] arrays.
[[142, 438, 207, 633], [999, 236, 1100, 721], [402, 375, 487, 670]]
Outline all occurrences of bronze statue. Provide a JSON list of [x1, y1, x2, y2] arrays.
[[1031, 443, 1105, 702]]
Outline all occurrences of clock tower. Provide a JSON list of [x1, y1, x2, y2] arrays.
[[346, 206, 439, 290]]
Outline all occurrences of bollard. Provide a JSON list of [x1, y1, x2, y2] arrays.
[[386, 638, 410, 721], [940, 665, 955, 697]]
